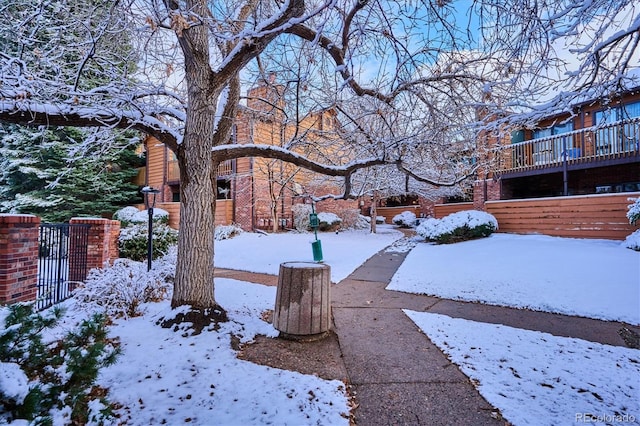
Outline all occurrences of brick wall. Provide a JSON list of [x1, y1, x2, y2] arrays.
[[234, 175, 254, 230], [473, 179, 502, 210], [70, 218, 120, 270], [0, 214, 40, 304]]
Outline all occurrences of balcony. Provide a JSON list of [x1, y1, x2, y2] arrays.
[[167, 159, 234, 183], [495, 117, 640, 177]]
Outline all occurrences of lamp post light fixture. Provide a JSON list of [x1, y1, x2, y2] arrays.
[[141, 186, 161, 271]]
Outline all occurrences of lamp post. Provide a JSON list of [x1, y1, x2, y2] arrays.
[[141, 186, 161, 271]]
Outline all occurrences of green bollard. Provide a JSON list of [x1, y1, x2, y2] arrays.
[[311, 239, 323, 262]]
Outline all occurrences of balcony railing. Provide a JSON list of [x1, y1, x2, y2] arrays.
[[495, 116, 640, 174], [167, 159, 234, 182]]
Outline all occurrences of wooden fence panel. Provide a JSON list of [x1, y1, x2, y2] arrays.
[[376, 206, 421, 224], [434, 202, 474, 218], [156, 200, 234, 230], [485, 192, 639, 240]]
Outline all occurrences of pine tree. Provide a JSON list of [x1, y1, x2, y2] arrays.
[[0, 124, 144, 222], [0, 0, 142, 222]]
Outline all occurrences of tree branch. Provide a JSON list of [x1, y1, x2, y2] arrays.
[[0, 101, 179, 149]]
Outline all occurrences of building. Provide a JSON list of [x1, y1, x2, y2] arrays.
[[142, 80, 359, 231], [466, 88, 640, 239]]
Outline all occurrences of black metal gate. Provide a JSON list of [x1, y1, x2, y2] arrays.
[[37, 223, 90, 310]]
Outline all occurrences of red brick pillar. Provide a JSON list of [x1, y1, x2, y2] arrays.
[[234, 175, 254, 231], [473, 179, 502, 210], [69, 218, 120, 272], [0, 214, 40, 304]]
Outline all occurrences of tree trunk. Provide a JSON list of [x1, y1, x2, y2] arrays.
[[370, 191, 378, 234], [173, 115, 218, 309], [271, 203, 279, 233], [170, 15, 222, 311]]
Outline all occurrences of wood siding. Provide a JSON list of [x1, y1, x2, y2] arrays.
[[154, 201, 234, 230], [434, 202, 475, 218], [376, 206, 421, 224], [146, 139, 166, 189], [485, 192, 639, 240]]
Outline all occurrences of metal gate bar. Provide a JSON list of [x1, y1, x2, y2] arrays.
[[37, 223, 90, 310]]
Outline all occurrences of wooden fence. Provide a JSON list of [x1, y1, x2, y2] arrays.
[[485, 192, 639, 240], [376, 205, 422, 224], [434, 202, 474, 219], [150, 200, 234, 230]]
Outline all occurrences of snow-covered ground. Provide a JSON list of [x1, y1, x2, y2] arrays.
[[2, 228, 639, 425], [390, 232, 640, 426], [388, 233, 640, 325], [214, 227, 403, 282], [91, 279, 349, 426], [405, 311, 640, 426]]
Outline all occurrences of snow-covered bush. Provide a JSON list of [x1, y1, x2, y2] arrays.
[[417, 210, 498, 244], [291, 204, 342, 231], [335, 208, 360, 229], [317, 212, 342, 231], [215, 224, 243, 240], [622, 198, 640, 251], [113, 206, 140, 225], [118, 223, 178, 261], [622, 230, 640, 251], [392, 211, 417, 228], [113, 206, 169, 226], [354, 214, 372, 230], [291, 203, 312, 232], [0, 304, 120, 424], [627, 198, 640, 225], [74, 248, 176, 318]]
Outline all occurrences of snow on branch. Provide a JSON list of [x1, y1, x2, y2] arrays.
[[0, 101, 180, 148]]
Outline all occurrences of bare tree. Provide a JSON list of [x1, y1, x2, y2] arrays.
[[0, 0, 637, 325]]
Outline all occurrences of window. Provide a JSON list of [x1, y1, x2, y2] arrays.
[[532, 122, 573, 165], [510, 129, 525, 144], [217, 179, 231, 200], [594, 100, 640, 154]]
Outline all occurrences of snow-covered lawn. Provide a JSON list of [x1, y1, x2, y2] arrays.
[[405, 311, 640, 426], [389, 233, 640, 425], [93, 279, 349, 426], [215, 227, 404, 282], [388, 233, 640, 325]]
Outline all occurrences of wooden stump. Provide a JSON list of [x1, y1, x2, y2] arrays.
[[273, 262, 331, 340]]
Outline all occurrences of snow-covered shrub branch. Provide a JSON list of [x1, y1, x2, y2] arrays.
[[626, 198, 640, 225], [622, 198, 640, 251], [214, 224, 243, 240], [393, 211, 417, 228], [417, 210, 498, 244], [74, 248, 177, 318]]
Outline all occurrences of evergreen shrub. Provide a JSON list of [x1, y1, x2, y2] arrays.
[[0, 304, 120, 424], [317, 212, 342, 231], [392, 211, 417, 228], [417, 210, 498, 244], [118, 223, 178, 261], [623, 198, 640, 251]]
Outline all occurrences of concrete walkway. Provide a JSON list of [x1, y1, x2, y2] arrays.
[[219, 239, 638, 425], [330, 243, 637, 425]]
